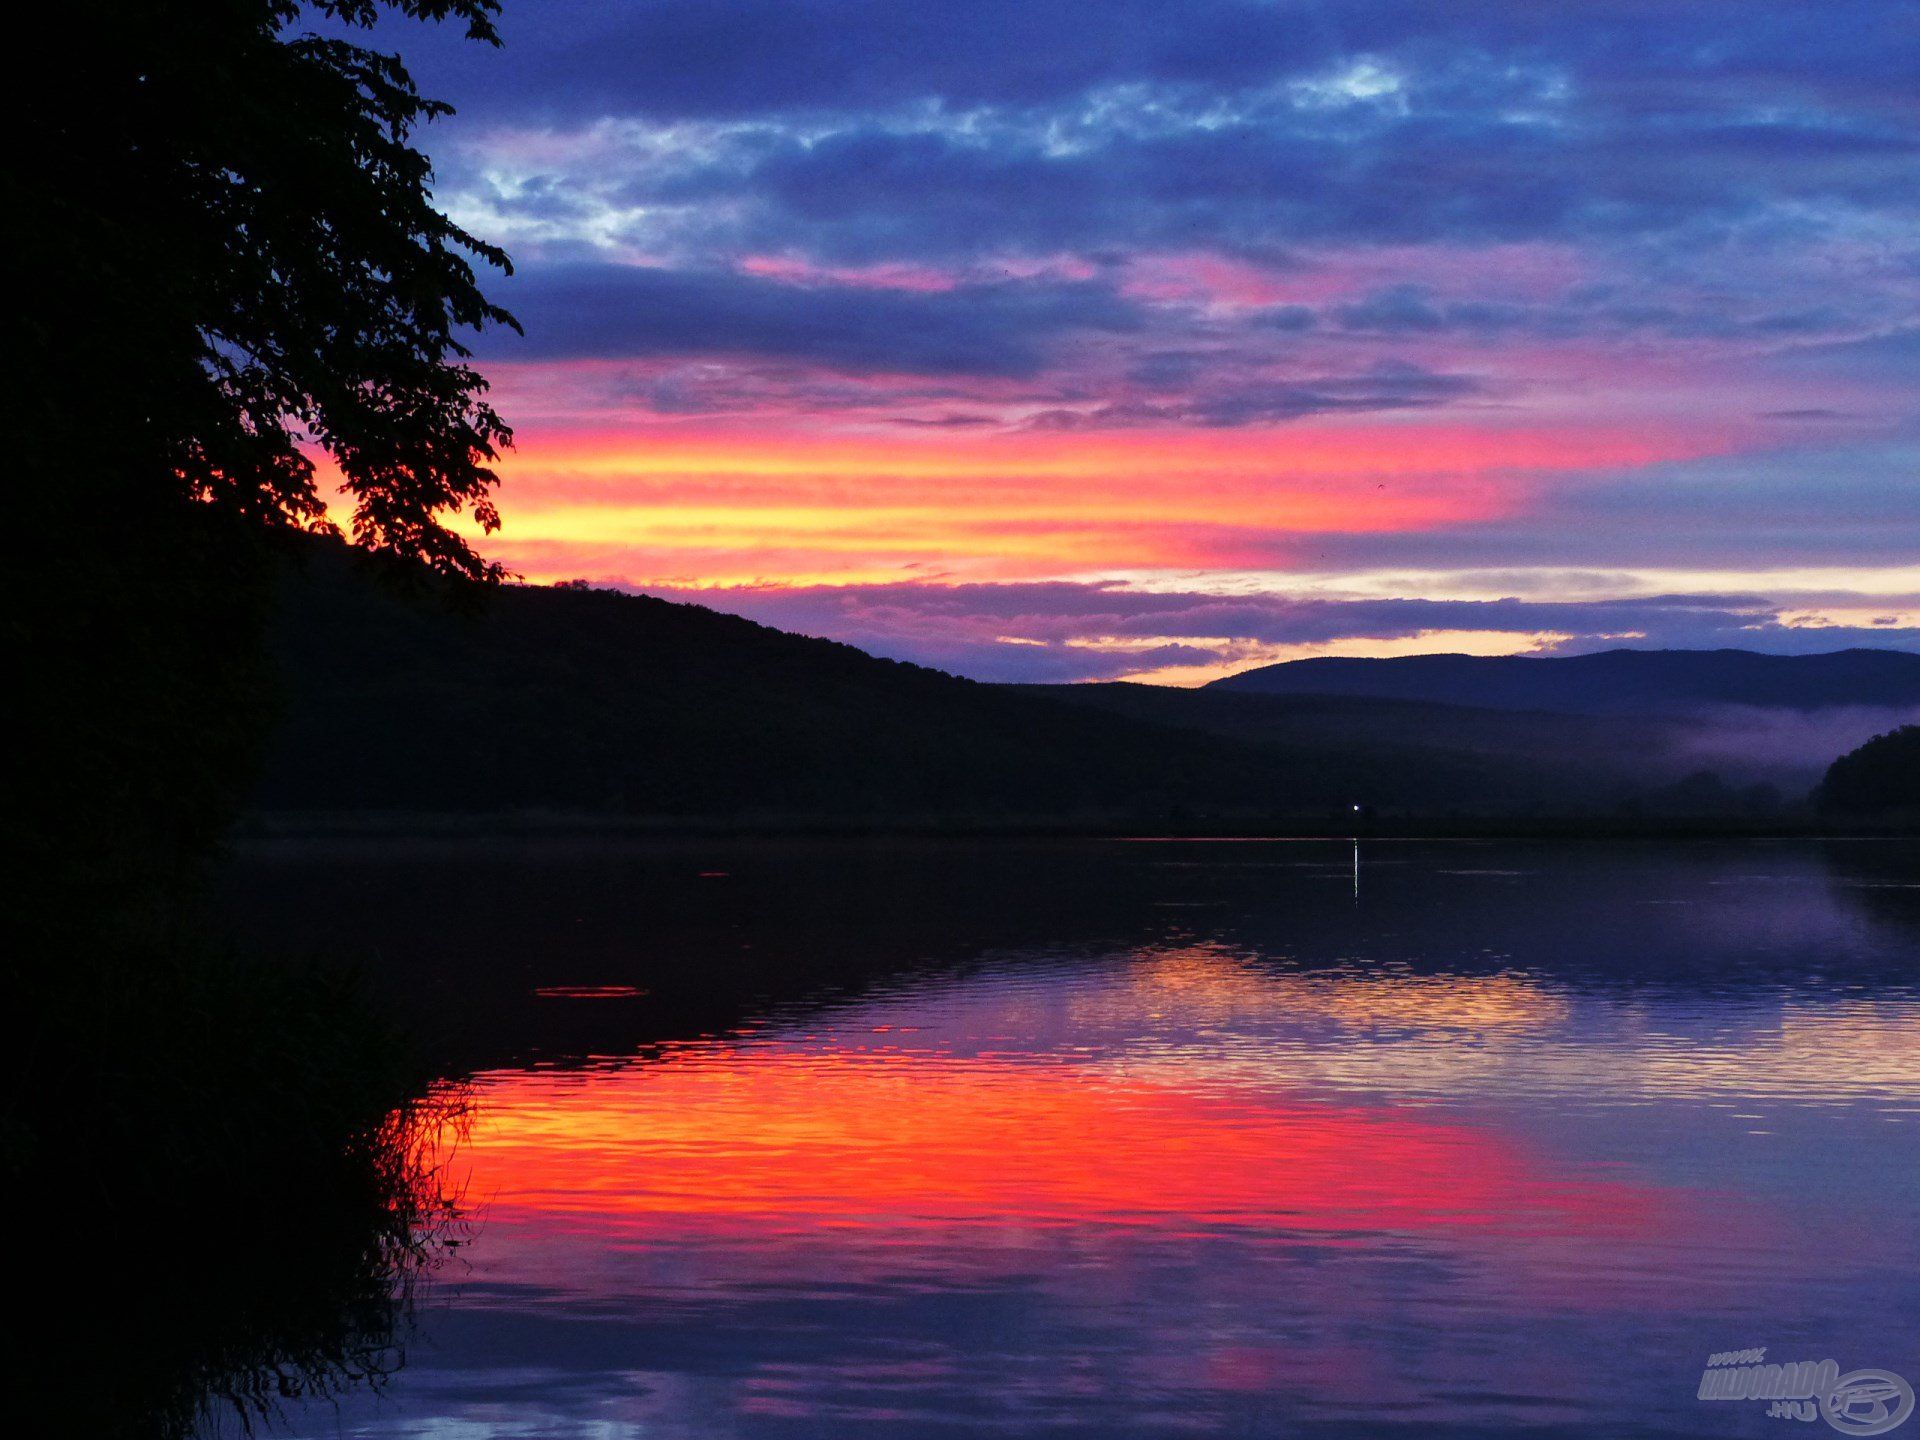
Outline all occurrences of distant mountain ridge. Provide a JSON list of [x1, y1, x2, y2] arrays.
[[1206, 648, 1920, 715]]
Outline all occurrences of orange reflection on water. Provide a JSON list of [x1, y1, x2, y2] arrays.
[[1106, 946, 1573, 1030], [467, 1043, 1664, 1243]]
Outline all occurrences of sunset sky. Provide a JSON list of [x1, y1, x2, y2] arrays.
[[369, 0, 1915, 682]]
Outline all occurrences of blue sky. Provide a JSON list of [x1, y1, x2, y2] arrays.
[[340, 0, 1918, 680]]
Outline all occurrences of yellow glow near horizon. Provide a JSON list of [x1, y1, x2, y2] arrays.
[[1103, 630, 1584, 686]]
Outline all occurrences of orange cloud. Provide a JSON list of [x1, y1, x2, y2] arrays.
[[456, 416, 1729, 586]]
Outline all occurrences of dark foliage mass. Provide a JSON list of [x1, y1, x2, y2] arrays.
[[14, 1, 517, 921], [1819, 726, 1920, 816], [5, 938, 468, 1439], [9, 7, 510, 1435]]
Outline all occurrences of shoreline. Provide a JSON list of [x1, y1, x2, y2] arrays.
[[234, 810, 1920, 844]]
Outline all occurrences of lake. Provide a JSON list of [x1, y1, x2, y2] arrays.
[[219, 838, 1920, 1439]]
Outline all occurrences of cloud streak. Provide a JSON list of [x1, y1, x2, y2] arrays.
[[484, 265, 1144, 377]]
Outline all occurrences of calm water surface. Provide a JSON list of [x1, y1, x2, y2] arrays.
[[224, 839, 1920, 1438]]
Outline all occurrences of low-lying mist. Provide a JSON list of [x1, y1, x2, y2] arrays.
[[1662, 705, 1920, 789]]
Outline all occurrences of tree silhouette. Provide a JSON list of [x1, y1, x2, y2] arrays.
[[14, 1, 517, 923], [9, 14, 515, 1428], [1817, 726, 1920, 817], [23, 0, 516, 581]]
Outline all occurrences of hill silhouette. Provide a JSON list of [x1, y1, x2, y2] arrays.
[[255, 550, 1348, 823], [1207, 649, 1920, 714], [250, 554, 1920, 826]]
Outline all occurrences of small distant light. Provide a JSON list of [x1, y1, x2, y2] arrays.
[[1352, 804, 1362, 812]]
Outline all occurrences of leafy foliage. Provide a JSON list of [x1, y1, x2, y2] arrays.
[[23, 0, 516, 580]]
